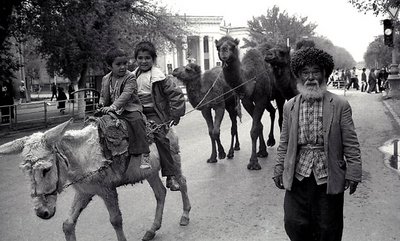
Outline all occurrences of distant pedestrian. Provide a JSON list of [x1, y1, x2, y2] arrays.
[[50, 83, 57, 101], [377, 67, 388, 92], [361, 68, 367, 92], [56, 87, 67, 114], [0, 80, 15, 123], [367, 68, 378, 93], [68, 83, 75, 103], [19, 81, 26, 104], [347, 67, 359, 90]]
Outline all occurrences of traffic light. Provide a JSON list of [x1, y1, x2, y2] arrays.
[[383, 19, 394, 47]]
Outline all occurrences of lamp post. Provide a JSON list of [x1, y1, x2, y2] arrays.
[[385, 5, 400, 98]]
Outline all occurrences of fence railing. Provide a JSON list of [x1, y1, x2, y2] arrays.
[[0, 89, 99, 133]]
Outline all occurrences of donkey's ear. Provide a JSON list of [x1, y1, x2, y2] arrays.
[[215, 39, 219, 48], [44, 119, 73, 146], [0, 136, 29, 155], [234, 38, 240, 45]]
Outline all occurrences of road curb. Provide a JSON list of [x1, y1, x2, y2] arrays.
[[382, 99, 400, 129]]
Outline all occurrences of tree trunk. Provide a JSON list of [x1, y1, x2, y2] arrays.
[[75, 63, 88, 119]]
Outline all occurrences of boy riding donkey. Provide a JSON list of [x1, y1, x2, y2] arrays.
[[98, 48, 151, 170]]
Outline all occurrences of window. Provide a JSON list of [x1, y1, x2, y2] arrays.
[[204, 36, 209, 53]]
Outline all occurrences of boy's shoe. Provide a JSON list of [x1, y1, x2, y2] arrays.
[[140, 154, 152, 169]]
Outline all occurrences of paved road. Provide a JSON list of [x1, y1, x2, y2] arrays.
[[0, 88, 399, 241]]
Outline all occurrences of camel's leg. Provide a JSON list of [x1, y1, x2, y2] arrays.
[[201, 108, 218, 163], [248, 102, 268, 170], [241, 98, 267, 158], [276, 94, 285, 131], [225, 102, 239, 159], [63, 191, 94, 241], [99, 188, 127, 241], [265, 101, 276, 147], [213, 107, 226, 160], [143, 173, 167, 241], [241, 98, 267, 157]]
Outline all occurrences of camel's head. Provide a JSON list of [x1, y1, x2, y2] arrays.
[[263, 44, 291, 67], [172, 63, 201, 84], [0, 120, 72, 219], [215, 36, 239, 63]]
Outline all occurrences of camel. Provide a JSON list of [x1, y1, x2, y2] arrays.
[[0, 119, 191, 241], [263, 43, 299, 127], [215, 36, 286, 170], [172, 63, 241, 163]]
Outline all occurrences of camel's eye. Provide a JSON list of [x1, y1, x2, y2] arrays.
[[42, 167, 51, 177]]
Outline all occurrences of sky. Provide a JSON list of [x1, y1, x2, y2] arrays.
[[160, 0, 388, 62]]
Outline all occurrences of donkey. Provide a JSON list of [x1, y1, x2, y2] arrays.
[[0, 119, 191, 241]]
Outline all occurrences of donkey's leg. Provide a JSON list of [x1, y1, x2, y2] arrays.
[[213, 107, 226, 159], [170, 143, 191, 226], [201, 108, 218, 163], [143, 173, 167, 241], [99, 188, 127, 241], [63, 191, 94, 241]]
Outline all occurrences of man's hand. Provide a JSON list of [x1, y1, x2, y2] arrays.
[[344, 180, 358, 195], [273, 175, 284, 189]]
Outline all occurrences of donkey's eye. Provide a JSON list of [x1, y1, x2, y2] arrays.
[[42, 167, 51, 177]]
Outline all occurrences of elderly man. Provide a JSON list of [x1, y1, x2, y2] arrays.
[[273, 47, 362, 241]]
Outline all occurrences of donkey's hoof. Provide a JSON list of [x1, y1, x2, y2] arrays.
[[247, 162, 262, 170], [142, 230, 156, 241], [227, 151, 234, 159], [180, 216, 190, 226], [207, 158, 217, 163], [218, 151, 226, 159], [234, 145, 240, 151]]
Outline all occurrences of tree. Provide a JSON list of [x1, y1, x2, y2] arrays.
[[349, 0, 400, 16], [311, 36, 357, 69], [243, 5, 317, 48], [0, 0, 23, 81], [6, 0, 186, 116], [364, 36, 393, 68]]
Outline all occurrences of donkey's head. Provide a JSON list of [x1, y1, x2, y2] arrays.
[[0, 120, 72, 219]]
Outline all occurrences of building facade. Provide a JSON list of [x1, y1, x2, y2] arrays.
[[158, 16, 249, 75]]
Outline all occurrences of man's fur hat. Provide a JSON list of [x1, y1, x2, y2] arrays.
[[290, 47, 334, 78]]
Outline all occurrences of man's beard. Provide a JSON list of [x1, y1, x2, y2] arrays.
[[297, 79, 327, 101]]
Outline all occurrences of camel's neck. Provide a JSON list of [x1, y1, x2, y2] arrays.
[[184, 76, 206, 108], [222, 58, 243, 90]]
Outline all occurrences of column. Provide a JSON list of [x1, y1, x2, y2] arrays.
[[198, 35, 205, 72], [182, 48, 187, 66], [172, 47, 178, 69], [209, 36, 215, 67]]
